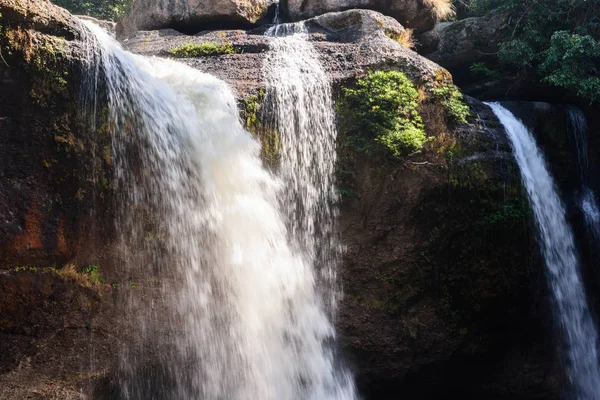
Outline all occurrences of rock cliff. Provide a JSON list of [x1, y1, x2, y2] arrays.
[[0, 0, 566, 398]]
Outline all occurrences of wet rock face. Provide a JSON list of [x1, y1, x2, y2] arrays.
[[116, 0, 272, 39], [281, 0, 435, 32], [335, 97, 560, 398], [0, 0, 115, 268]]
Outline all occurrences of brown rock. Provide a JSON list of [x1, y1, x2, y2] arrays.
[[116, 0, 272, 39], [280, 0, 445, 32], [422, 10, 509, 83]]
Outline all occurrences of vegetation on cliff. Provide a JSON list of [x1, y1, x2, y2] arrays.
[[168, 42, 240, 57], [338, 71, 427, 157], [51, 0, 131, 21], [460, 0, 600, 103]]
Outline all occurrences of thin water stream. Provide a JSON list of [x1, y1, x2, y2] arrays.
[[488, 103, 600, 399]]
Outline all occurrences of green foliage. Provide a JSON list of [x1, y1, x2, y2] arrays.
[[540, 31, 600, 103], [168, 42, 239, 58], [430, 83, 471, 124], [336, 187, 358, 201], [469, 62, 500, 79], [338, 70, 427, 158], [82, 264, 104, 285], [51, 0, 132, 21], [463, 0, 600, 103], [13, 266, 39, 272], [240, 90, 281, 166]]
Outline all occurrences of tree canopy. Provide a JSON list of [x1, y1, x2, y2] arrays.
[[461, 0, 600, 103], [52, 0, 132, 21]]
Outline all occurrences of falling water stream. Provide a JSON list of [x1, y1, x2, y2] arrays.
[[565, 106, 600, 243], [488, 103, 600, 399], [263, 22, 343, 315], [81, 19, 356, 400]]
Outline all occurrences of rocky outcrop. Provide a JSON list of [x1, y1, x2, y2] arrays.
[[116, 0, 273, 39], [281, 0, 441, 32], [420, 10, 508, 83], [121, 9, 441, 95], [0, 1, 129, 397], [76, 15, 116, 36], [0, 0, 565, 398], [335, 95, 559, 398], [0, 0, 114, 268]]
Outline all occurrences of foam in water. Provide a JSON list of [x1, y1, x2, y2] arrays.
[[81, 20, 356, 400], [488, 103, 600, 399]]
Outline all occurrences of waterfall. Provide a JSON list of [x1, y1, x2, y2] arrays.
[[262, 22, 343, 315], [81, 20, 356, 400], [565, 106, 600, 243], [261, 20, 357, 396], [488, 103, 600, 399]]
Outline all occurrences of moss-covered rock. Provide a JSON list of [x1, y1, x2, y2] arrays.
[[335, 91, 558, 397], [0, 0, 115, 269]]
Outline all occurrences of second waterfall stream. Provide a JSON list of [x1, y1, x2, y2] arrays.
[[81, 19, 356, 400], [488, 103, 600, 399]]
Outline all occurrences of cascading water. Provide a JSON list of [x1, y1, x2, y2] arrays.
[[81, 20, 356, 400], [565, 106, 600, 243], [260, 19, 357, 396], [263, 22, 345, 320], [488, 103, 600, 399]]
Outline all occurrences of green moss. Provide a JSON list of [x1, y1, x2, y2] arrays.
[[240, 90, 281, 166], [168, 42, 239, 57], [338, 70, 428, 158], [82, 264, 104, 285], [13, 266, 39, 272]]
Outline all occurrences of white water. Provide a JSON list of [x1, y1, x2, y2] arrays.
[[82, 20, 355, 400], [263, 23, 344, 318], [565, 106, 600, 243], [488, 103, 600, 399]]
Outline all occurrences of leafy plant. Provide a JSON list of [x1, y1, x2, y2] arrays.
[[52, 0, 133, 21], [82, 264, 104, 285], [430, 83, 471, 124], [168, 42, 239, 58], [338, 70, 427, 158], [540, 31, 600, 103], [469, 62, 500, 79], [462, 0, 600, 103]]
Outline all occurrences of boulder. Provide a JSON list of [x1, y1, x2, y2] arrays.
[[76, 15, 116, 36], [116, 0, 273, 39], [280, 0, 446, 32], [421, 10, 508, 83], [121, 9, 442, 95]]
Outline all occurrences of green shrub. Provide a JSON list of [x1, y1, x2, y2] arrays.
[[168, 42, 239, 58], [431, 83, 471, 124], [540, 31, 600, 103], [463, 0, 600, 103], [338, 70, 427, 157], [52, 0, 132, 21], [469, 62, 500, 79], [82, 264, 104, 285]]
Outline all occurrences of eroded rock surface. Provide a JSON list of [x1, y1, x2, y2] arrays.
[[281, 0, 437, 32], [116, 0, 273, 39], [121, 9, 441, 96], [421, 11, 509, 83], [0, 0, 563, 399]]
